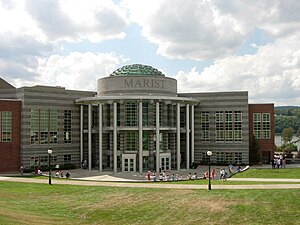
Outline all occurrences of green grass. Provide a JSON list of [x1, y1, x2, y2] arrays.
[[0, 181, 299, 225], [232, 167, 300, 179]]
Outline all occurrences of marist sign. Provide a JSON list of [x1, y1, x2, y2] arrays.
[[124, 78, 165, 89]]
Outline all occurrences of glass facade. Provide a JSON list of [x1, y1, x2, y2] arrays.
[[64, 110, 72, 143], [201, 112, 210, 142], [126, 101, 137, 126], [30, 109, 58, 145], [215, 111, 242, 142]]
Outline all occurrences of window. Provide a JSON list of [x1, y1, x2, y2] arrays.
[[126, 132, 138, 151], [201, 112, 210, 142], [30, 109, 58, 145], [262, 113, 271, 139], [40, 109, 49, 144], [215, 111, 242, 142], [49, 110, 58, 144], [1, 111, 12, 142], [143, 131, 149, 151], [142, 102, 148, 126], [126, 101, 137, 126], [253, 113, 262, 139], [64, 110, 72, 143], [234, 111, 242, 142], [215, 111, 224, 142], [225, 111, 233, 142], [64, 154, 71, 163]]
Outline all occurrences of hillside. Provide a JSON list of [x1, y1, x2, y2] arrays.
[[275, 106, 300, 134]]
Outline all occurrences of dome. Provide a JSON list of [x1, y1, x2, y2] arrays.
[[110, 64, 165, 77]]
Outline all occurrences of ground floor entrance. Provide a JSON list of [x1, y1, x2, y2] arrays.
[[122, 154, 136, 172]]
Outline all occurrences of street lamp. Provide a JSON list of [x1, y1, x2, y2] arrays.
[[48, 148, 53, 185], [207, 150, 212, 190]]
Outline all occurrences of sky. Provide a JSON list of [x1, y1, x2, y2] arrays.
[[0, 0, 300, 106]]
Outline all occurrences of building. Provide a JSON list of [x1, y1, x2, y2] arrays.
[[0, 64, 275, 173]]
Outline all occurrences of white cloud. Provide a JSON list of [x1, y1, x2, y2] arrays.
[[26, 0, 128, 43], [175, 34, 300, 105], [36, 52, 124, 91], [0, 0, 129, 88], [124, 0, 300, 61]]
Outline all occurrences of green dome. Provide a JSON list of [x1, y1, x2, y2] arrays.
[[110, 64, 165, 77]]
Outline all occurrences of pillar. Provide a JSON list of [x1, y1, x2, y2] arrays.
[[186, 104, 190, 169], [113, 102, 117, 173], [80, 105, 83, 168], [139, 101, 143, 175], [88, 104, 92, 171], [99, 103, 103, 172], [176, 103, 180, 171]]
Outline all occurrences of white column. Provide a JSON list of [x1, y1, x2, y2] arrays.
[[80, 105, 83, 168], [191, 105, 195, 164], [99, 103, 103, 172], [156, 102, 160, 174], [186, 104, 190, 170], [176, 103, 180, 171], [88, 104, 92, 171], [139, 101, 143, 175], [113, 102, 117, 173]]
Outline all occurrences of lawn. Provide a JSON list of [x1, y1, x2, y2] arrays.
[[232, 167, 300, 179], [0, 181, 299, 225]]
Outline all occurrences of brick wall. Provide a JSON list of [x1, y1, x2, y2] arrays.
[[0, 100, 21, 172], [249, 104, 275, 163]]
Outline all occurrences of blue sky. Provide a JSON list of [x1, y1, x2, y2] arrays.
[[0, 0, 300, 106]]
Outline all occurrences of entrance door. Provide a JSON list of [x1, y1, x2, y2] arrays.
[[122, 154, 136, 172], [160, 153, 171, 171]]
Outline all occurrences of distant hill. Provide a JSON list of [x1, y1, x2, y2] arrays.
[[275, 106, 300, 134]]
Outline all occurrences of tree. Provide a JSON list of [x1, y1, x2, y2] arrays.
[[282, 127, 295, 144], [250, 135, 260, 165]]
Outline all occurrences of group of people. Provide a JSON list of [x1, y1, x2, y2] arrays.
[[147, 170, 184, 182], [271, 158, 286, 169], [55, 170, 70, 178], [146, 165, 244, 182]]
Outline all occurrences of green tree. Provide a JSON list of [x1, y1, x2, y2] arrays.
[[282, 127, 295, 144]]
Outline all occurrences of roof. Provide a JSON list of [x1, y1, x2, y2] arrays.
[[0, 77, 15, 89], [110, 64, 165, 77]]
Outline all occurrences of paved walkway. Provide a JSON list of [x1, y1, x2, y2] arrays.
[[1, 164, 300, 189], [1, 176, 300, 189]]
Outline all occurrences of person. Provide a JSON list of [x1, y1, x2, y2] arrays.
[[282, 158, 286, 168], [211, 168, 215, 179], [20, 165, 24, 176], [219, 169, 224, 180], [222, 169, 227, 182], [171, 174, 175, 181], [237, 166, 241, 173], [153, 171, 157, 182], [38, 169, 43, 175], [55, 170, 60, 177], [271, 159, 275, 169], [66, 171, 70, 178], [147, 170, 151, 180], [191, 172, 197, 180], [60, 170, 64, 178], [187, 173, 192, 180]]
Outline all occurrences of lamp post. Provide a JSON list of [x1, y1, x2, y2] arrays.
[[48, 148, 52, 185], [207, 150, 212, 190]]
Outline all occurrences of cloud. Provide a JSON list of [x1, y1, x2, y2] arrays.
[[0, 0, 129, 88], [175, 34, 300, 105], [124, 0, 300, 60], [26, 0, 128, 42], [35, 52, 124, 91]]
